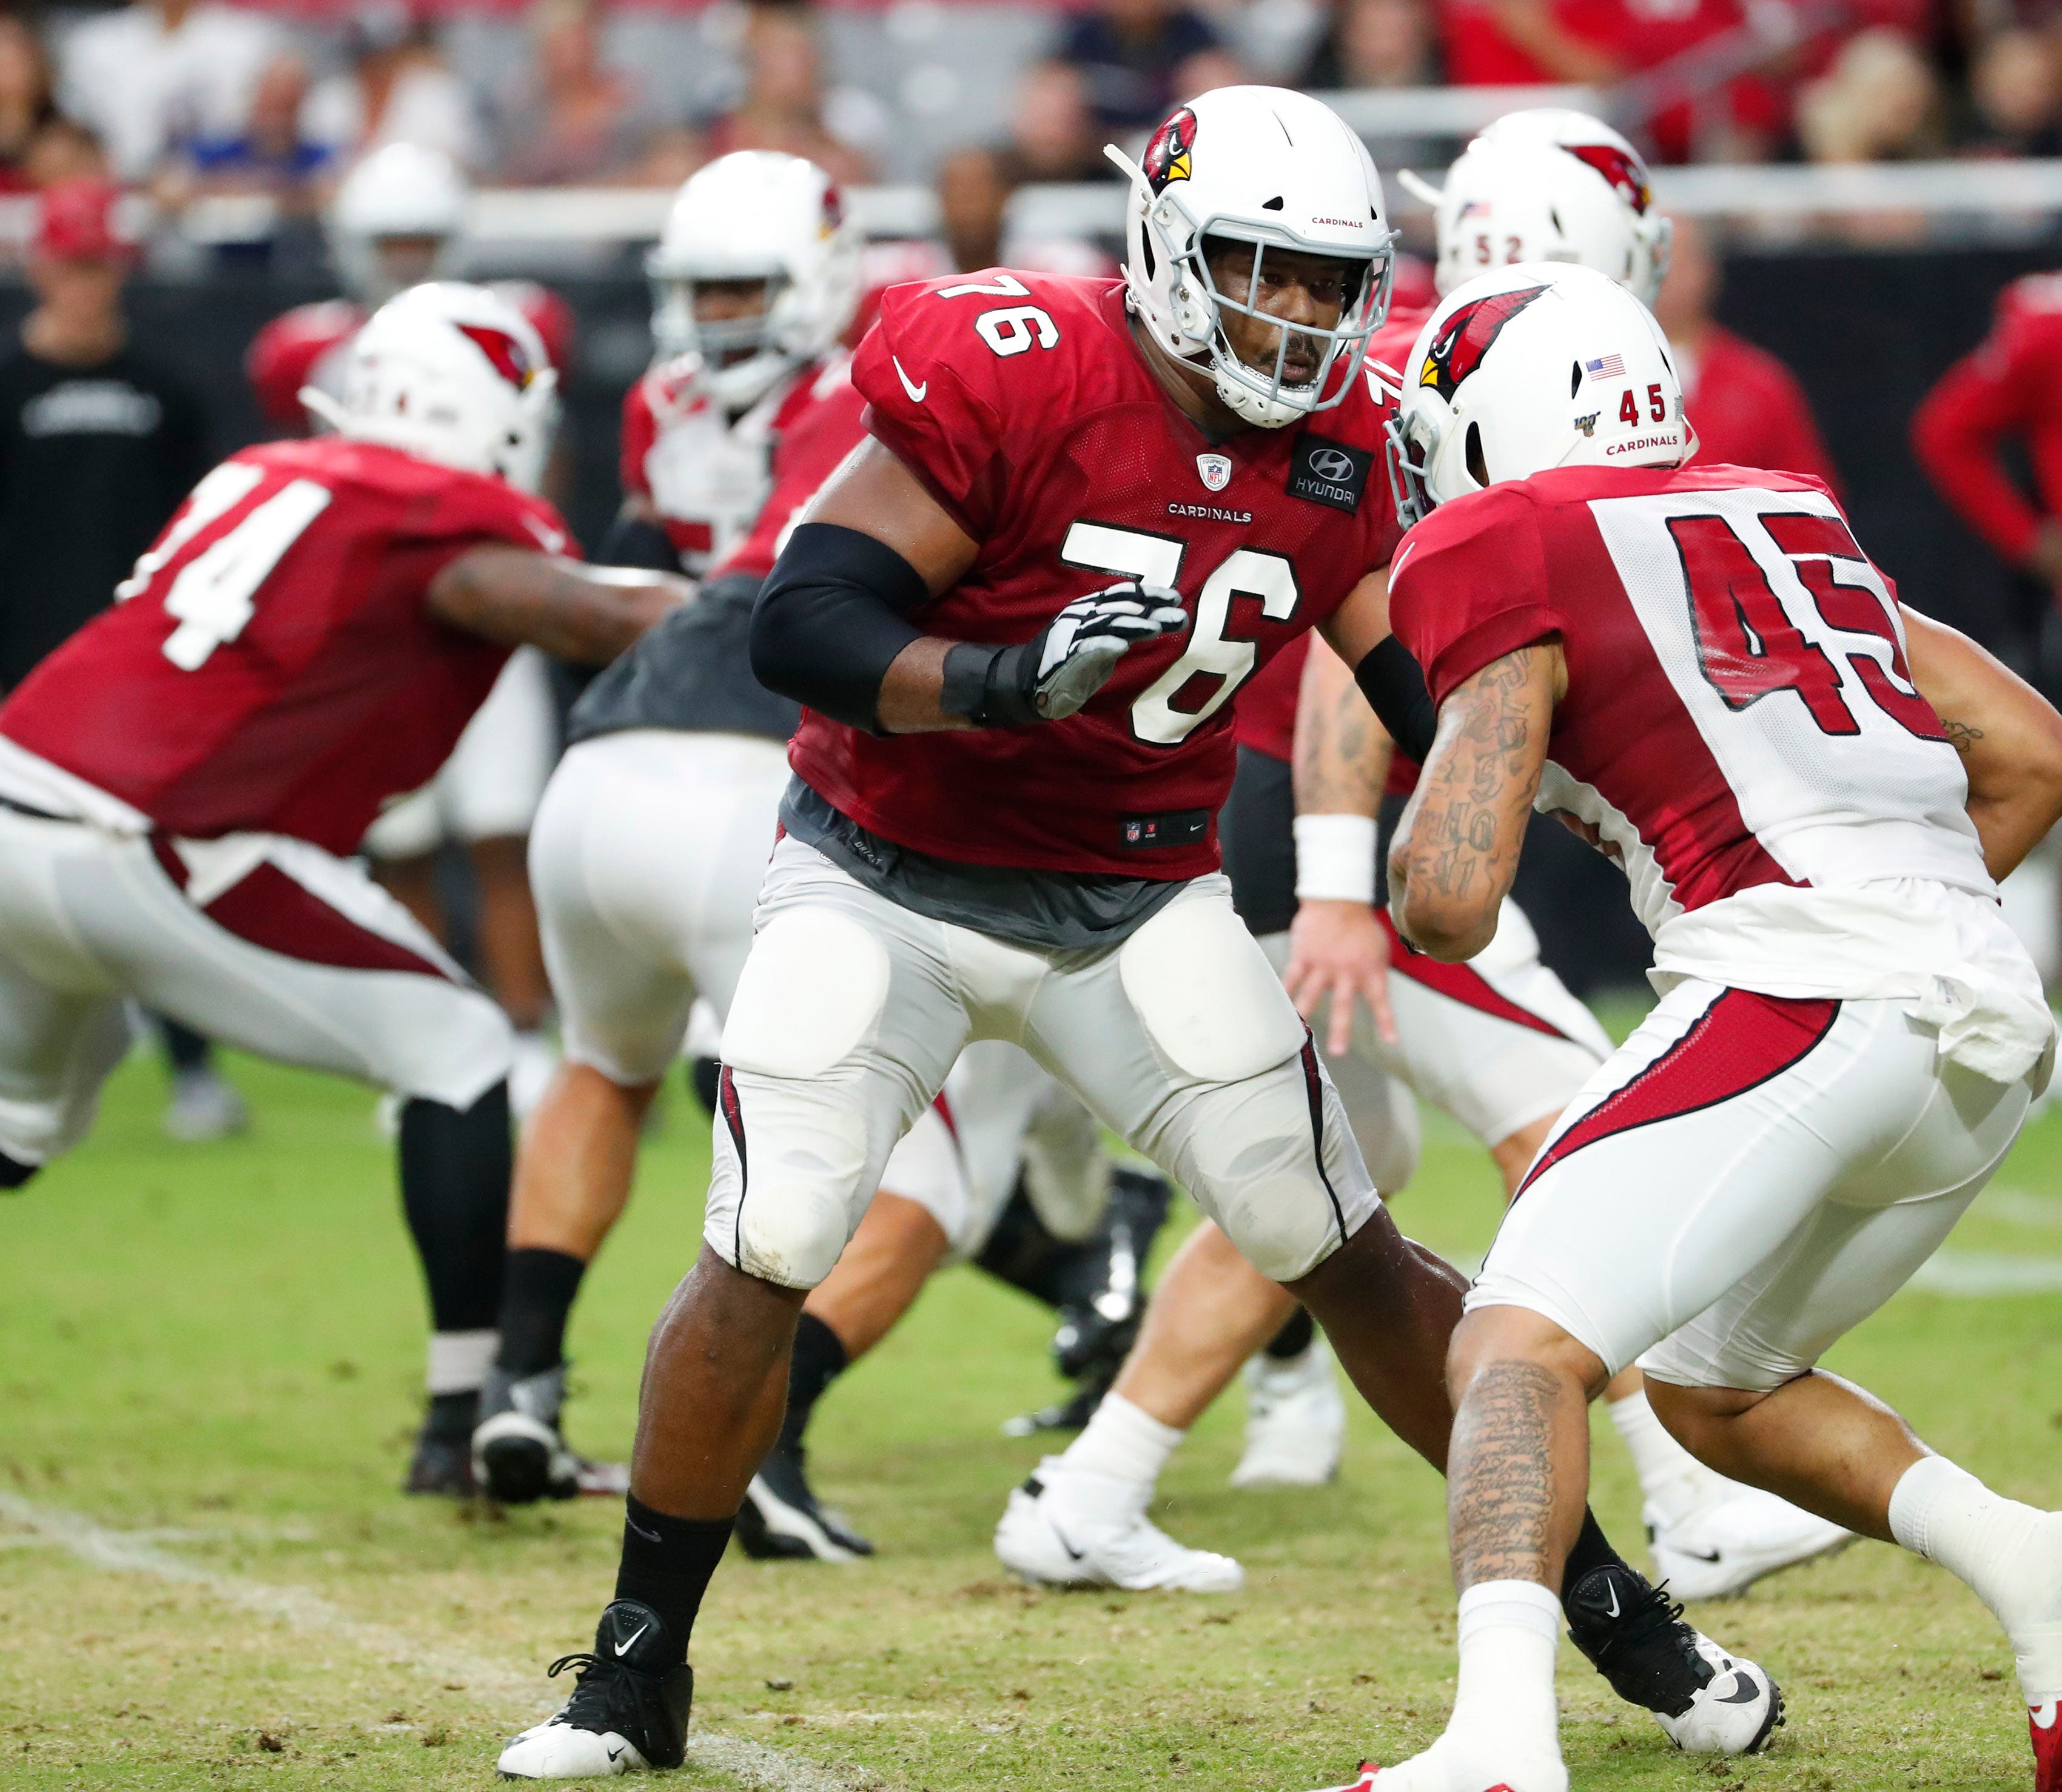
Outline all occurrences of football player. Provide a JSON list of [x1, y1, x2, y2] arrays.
[[998, 107, 1842, 1606], [495, 87, 1773, 1779], [0, 284, 682, 1494], [1354, 258, 2062, 1792], [246, 143, 575, 1113], [477, 152, 1169, 1537]]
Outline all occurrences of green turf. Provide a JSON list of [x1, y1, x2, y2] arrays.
[[4, 1039, 2060, 1790]]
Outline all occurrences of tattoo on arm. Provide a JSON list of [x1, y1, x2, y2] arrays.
[[1941, 718, 1984, 757], [1449, 1360, 1563, 1588], [1414, 646, 1550, 908]]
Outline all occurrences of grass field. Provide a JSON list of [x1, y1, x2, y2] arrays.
[[5, 1035, 2062, 1791]]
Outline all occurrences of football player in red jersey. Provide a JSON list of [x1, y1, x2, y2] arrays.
[[0, 284, 682, 1495], [1353, 260, 2062, 1792], [1913, 267, 2062, 603], [497, 87, 1772, 1780], [246, 143, 577, 1111], [1002, 107, 1839, 1611]]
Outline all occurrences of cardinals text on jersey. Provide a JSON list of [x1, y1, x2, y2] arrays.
[[789, 269, 1404, 879]]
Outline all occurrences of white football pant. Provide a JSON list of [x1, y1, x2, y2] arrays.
[[0, 805, 511, 1164], [1470, 978, 2038, 1389], [705, 836, 1379, 1291]]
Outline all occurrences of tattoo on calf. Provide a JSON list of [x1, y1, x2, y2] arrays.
[[1450, 1359, 1563, 1588]]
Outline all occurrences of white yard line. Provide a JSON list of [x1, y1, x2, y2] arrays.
[[0, 1490, 862, 1790]]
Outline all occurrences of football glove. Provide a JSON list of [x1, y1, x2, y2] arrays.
[[946, 580, 1190, 727]]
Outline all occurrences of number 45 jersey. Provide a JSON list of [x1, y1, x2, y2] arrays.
[[1389, 463, 1996, 928], [0, 437, 571, 856], [788, 270, 1403, 879]]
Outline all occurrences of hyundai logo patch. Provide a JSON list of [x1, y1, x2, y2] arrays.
[[1288, 434, 1370, 514], [1196, 452, 1232, 492]]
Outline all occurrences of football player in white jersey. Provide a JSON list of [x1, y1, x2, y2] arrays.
[[1346, 258, 2062, 1792], [995, 107, 1844, 1606]]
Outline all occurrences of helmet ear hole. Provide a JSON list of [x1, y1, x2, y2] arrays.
[[1465, 421, 1488, 488], [1570, 360, 1582, 399]]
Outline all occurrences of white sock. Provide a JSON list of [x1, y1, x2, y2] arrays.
[[1609, 1390, 1723, 1517], [1450, 1579, 1562, 1751], [1890, 1454, 2062, 1703], [426, 1328, 498, 1396], [1055, 1392, 1184, 1492]]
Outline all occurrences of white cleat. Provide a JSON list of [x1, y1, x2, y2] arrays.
[[994, 1461, 1244, 1592], [1231, 1338, 1346, 1488], [1653, 1630, 1783, 1754], [1648, 1481, 1854, 1600], [1310, 1734, 1567, 1792], [497, 1720, 648, 1778]]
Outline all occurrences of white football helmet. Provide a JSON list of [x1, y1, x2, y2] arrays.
[[328, 144, 470, 305], [1400, 109, 1672, 306], [1109, 86, 1395, 431], [646, 151, 862, 414], [1387, 262, 1691, 526], [301, 282, 559, 492]]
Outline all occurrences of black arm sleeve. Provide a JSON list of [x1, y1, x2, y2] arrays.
[[751, 522, 930, 733], [1354, 635, 1438, 764], [598, 511, 683, 574]]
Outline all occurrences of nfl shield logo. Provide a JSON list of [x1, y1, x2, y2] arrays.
[[1196, 453, 1232, 492]]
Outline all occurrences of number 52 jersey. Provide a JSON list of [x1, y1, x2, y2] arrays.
[[0, 436, 571, 856], [788, 270, 1403, 879]]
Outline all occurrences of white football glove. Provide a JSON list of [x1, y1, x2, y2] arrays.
[[949, 580, 1190, 726]]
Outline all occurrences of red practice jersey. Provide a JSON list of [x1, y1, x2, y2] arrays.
[[1232, 301, 1431, 770], [1911, 270, 2062, 566], [247, 283, 576, 433], [788, 270, 1403, 880], [1388, 464, 1987, 934], [0, 437, 571, 853], [707, 358, 867, 584]]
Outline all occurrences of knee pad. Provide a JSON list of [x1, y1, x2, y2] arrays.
[[704, 1065, 874, 1290], [1120, 894, 1304, 1084], [722, 908, 890, 1079]]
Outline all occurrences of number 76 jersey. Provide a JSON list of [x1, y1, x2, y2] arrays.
[[1388, 463, 1995, 935], [0, 436, 571, 856], [788, 270, 1402, 878]]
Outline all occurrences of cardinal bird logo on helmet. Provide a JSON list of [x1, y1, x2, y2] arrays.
[[1565, 143, 1653, 214], [458, 324, 538, 391], [1418, 284, 1548, 402], [1142, 107, 1197, 193]]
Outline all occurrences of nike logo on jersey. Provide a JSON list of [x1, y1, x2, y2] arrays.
[[1717, 1675, 1763, 1705], [892, 356, 928, 403], [614, 1622, 650, 1657]]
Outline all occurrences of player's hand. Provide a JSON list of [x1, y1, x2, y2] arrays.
[[990, 581, 1189, 723], [1283, 898, 1397, 1056]]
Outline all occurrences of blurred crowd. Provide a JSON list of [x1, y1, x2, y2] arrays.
[[0, 0, 2043, 245]]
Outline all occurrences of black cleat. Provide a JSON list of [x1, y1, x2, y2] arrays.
[[472, 1363, 629, 1506], [734, 1440, 874, 1561], [404, 1391, 477, 1497], [1565, 1562, 1784, 1755], [497, 1599, 693, 1777]]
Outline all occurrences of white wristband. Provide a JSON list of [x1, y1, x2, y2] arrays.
[[1294, 813, 1379, 904]]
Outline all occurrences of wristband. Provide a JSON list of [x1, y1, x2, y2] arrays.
[[1294, 813, 1379, 904]]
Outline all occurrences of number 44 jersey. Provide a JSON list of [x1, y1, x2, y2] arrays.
[[788, 270, 1403, 879], [1389, 463, 1995, 930], [0, 437, 571, 856]]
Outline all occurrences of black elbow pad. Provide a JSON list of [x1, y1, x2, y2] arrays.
[[752, 523, 929, 733], [599, 512, 684, 574], [1355, 636, 1438, 764]]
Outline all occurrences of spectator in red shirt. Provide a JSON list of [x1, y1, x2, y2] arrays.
[[1912, 268, 2062, 599], [1656, 213, 1841, 489]]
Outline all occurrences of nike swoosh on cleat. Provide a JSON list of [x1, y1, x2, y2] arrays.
[[1676, 1547, 1724, 1563], [1046, 1520, 1087, 1563], [608, 1747, 625, 1762], [614, 1622, 650, 1657], [1718, 1676, 1763, 1705], [892, 356, 927, 403]]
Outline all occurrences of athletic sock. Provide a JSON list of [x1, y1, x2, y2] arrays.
[[1054, 1391, 1183, 1493], [496, 1247, 588, 1380], [1608, 1389, 1726, 1520], [614, 1495, 734, 1669], [1890, 1454, 2062, 1702], [776, 1312, 850, 1454], [398, 1084, 511, 1380], [427, 1327, 499, 1397], [1264, 1306, 1316, 1360], [1559, 1506, 1627, 1605], [1444, 1580, 1564, 1783]]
